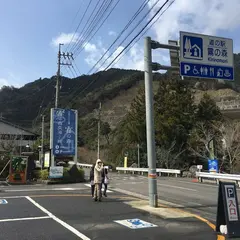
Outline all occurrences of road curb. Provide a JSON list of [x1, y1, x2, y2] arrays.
[[111, 187, 183, 207], [111, 187, 224, 239]]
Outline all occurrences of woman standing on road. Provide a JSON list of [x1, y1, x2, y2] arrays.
[[101, 166, 109, 197], [89, 164, 95, 198], [94, 159, 104, 202]]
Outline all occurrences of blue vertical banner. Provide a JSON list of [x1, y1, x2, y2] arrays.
[[208, 159, 219, 173], [50, 108, 78, 156]]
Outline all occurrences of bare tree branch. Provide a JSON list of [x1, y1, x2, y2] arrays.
[[216, 120, 240, 173]]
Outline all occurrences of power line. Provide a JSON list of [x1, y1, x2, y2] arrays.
[[86, 0, 150, 74], [65, 0, 174, 108], [74, 0, 120, 59], [111, 0, 176, 68], [73, 0, 114, 56], [92, 0, 161, 73], [66, 0, 93, 53], [70, 0, 102, 53], [65, 0, 149, 104], [103, 0, 171, 71], [62, 0, 120, 99]]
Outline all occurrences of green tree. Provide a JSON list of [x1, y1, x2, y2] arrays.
[[154, 79, 196, 153], [100, 122, 111, 145], [188, 93, 223, 163], [109, 87, 146, 165]]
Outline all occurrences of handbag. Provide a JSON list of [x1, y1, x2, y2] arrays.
[[104, 176, 109, 184]]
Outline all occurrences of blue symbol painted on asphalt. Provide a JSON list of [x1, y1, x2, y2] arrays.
[[0, 199, 8, 204], [183, 35, 203, 61], [127, 219, 142, 225]]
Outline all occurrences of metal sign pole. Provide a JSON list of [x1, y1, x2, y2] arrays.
[[144, 37, 158, 208]]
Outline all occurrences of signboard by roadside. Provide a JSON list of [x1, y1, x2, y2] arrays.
[[50, 108, 78, 157], [197, 165, 203, 170], [208, 159, 219, 173], [8, 156, 28, 184], [49, 166, 63, 178], [180, 31, 234, 81], [216, 181, 240, 238]]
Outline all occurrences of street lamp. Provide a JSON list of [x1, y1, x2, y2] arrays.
[[26, 144, 30, 152]]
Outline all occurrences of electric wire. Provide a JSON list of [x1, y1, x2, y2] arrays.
[[92, 0, 161, 73], [66, 0, 173, 108], [86, 0, 150, 74]]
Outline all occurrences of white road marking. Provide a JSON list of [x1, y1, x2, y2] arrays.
[[0, 216, 50, 223], [84, 184, 113, 193], [188, 201, 202, 206], [26, 196, 91, 240], [4, 187, 86, 192], [0, 196, 26, 199], [157, 183, 197, 192]]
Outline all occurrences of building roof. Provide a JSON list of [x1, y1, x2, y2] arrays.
[[0, 119, 38, 136]]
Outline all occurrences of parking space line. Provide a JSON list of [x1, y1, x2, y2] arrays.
[[0, 216, 50, 223], [25, 196, 91, 240], [4, 187, 87, 192]]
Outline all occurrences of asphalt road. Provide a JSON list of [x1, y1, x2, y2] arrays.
[[106, 172, 240, 223], [0, 184, 218, 239]]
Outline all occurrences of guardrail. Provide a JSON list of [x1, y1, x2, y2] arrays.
[[68, 162, 109, 169], [116, 167, 181, 177], [196, 172, 240, 187]]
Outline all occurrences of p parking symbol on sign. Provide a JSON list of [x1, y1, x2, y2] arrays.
[[184, 64, 191, 74], [227, 187, 235, 198]]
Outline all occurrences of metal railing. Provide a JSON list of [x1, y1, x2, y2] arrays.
[[68, 162, 109, 169], [116, 167, 181, 177], [196, 172, 240, 187]]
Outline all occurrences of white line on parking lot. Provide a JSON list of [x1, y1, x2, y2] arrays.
[[26, 196, 91, 240], [4, 187, 86, 192], [0, 216, 51, 223]]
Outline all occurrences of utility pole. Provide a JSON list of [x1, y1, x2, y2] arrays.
[[144, 37, 158, 208], [55, 43, 74, 108], [143, 37, 180, 208], [137, 143, 140, 168], [41, 115, 45, 169], [97, 102, 101, 159]]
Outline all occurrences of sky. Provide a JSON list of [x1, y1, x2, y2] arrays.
[[0, 0, 240, 88]]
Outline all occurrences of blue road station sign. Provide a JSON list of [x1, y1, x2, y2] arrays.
[[51, 108, 78, 156], [208, 159, 219, 173], [180, 31, 234, 81]]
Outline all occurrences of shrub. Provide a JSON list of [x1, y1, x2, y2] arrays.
[[62, 165, 85, 183], [40, 169, 49, 180]]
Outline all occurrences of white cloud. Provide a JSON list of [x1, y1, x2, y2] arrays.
[[148, 0, 240, 45], [0, 78, 9, 88], [108, 31, 117, 36], [84, 0, 240, 72], [84, 43, 97, 52], [51, 32, 80, 47]]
